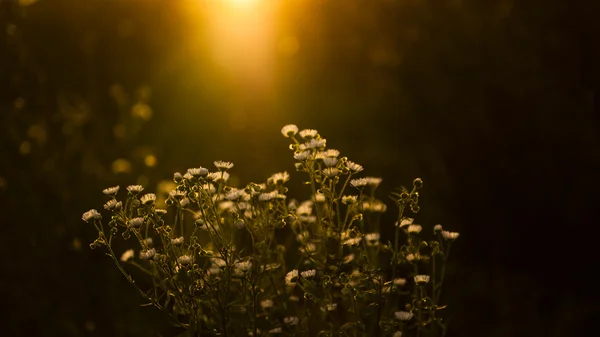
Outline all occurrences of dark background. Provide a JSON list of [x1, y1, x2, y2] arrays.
[[1, 0, 599, 336]]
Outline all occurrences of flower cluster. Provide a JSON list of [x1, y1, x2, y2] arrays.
[[83, 124, 459, 336]]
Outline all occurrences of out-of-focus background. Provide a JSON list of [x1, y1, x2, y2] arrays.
[[1, 0, 598, 336]]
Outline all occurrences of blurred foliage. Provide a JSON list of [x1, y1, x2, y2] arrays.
[[1, 0, 599, 336]]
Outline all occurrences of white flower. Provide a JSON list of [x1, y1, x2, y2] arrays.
[[211, 258, 227, 268], [155, 208, 167, 215], [208, 171, 230, 183], [414, 274, 430, 284], [171, 236, 184, 245], [235, 260, 252, 273], [346, 160, 363, 172], [82, 209, 101, 222], [406, 253, 420, 262], [178, 255, 193, 265], [301, 269, 316, 278], [260, 299, 273, 309], [442, 230, 460, 240], [139, 248, 156, 260], [120, 249, 134, 262], [140, 193, 156, 205], [300, 138, 326, 150], [180, 198, 190, 208], [187, 167, 208, 177], [202, 183, 216, 194], [399, 218, 414, 227], [268, 327, 282, 334], [214, 161, 234, 170], [365, 177, 382, 187], [434, 224, 443, 232], [129, 217, 144, 228], [350, 178, 368, 188], [326, 303, 337, 311], [103, 199, 118, 210], [283, 316, 299, 326], [294, 150, 311, 160], [407, 224, 422, 234], [225, 188, 245, 201], [259, 190, 279, 201], [143, 237, 153, 247], [298, 129, 318, 139], [314, 193, 326, 203], [169, 190, 186, 199], [343, 253, 355, 264], [322, 167, 339, 178], [296, 201, 313, 216], [393, 278, 407, 286], [343, 237, 362, 246], [183, 172, 193, 180], [339, 195, 356, 205], [281, 124, 299, 137], [127, 185, 144, 194], [102, 186, 120, 196], [322, 157, 338, 167], [364, 233, 380, 242], [285, 269, 299, 286], [268, 171, 290, 184], [394, 311, 414, 321], [393, 331, 403, 337], [300, 243, 317, 255], [173, 172, 182, 181]]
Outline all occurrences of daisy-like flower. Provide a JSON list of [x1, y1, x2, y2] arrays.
[[129, 217, 144, 228], [202, 183, 216, 194], [139, 248, 156, 260], [169, 189, 186, 200], [214, 161, 234, 170], [283, 316, 299, 326], [211, 258, 227, 268], [269, 171, 290, 184], [343, 237, 362, 246], [298, 129, 318, 139], [82, 209, 101, 222], [346, 160, 363, 172], [442, 230, 460, 240], [407, 224, 422, 234], [343, 253, 355, 264], [414, 274, 430, 284], [322, 157, 338, 167], [350, 178, 368, 188], [260, 299, 274, 309], [393, 278, 407, 286], [300, 138, 326, 150], [120, 249, 134, 262], [143, 237, 153, 247], [178, 255, 193, 265], [104, 199, 118, 210], [314, 193, 326, 203], [406, 253, 421, 262], [140, 193, 156, 205], [235, 260, 252, 273], [180, 198, 190, 208], [187, 167, 208, 177], [364, 232, 380, 242], [326, 303, 337, 311], [296, 201, 313, 216], [394, 311, 414, 321], [294, 151, 311, 161], [393, 331, 403, 337], [225, 188, 245, 201], [127, 185, 144, 194], [301, 269, 316, 278], [155, 208, 167, 215], [398, 217, 414, 227], [362, 200, 387, 212], [208, 171, 230, 183], [281, 124, 299, 137], [259, 190, 279, 201], [268, 328, 282, 334], [341, 195, 358, 205], [322, 167, 339, 178], [365, 177, 382, 187], [102, 186, 120, 196], [171, 236, 184, 245], [434, 224, 443, 232], [183, 172, 193, 180], [173, 172, 182, 182], [285, 269, 299, 286]]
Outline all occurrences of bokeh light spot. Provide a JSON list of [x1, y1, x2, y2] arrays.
[[111, 158, 132, 174]]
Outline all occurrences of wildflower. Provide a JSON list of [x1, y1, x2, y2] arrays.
[[178, 255, 192, 265], [214, 161, 234, 170], [364, 233, 380, 245], [143, 237, 153, 247], [322, 157, 338, 167], [268, 171, 290, 184], [434, 224, 443, 232], [102, 186, 120, 196], [139, 248, 156, 260], [289, 295, 300, 302], [362, 200, 387, 212], [173, 172, 182, 182], [208, 171, 230, 183], [120, 249, 134, 262], [294, 150, 311, 161], [394, 311, 414, 321], [236, 260, 252, 273], [442, 230, 460, 240], [350, 178, 368, 188], [343, 254, 355, 264], [202, 183, 216, 194], [169, 189, 186, 200], [285, 269, 299, 286], [414, 274, 430, 285], [140, 193, 156, 205], [296, 201, 313, 216], [407, 224, 422, 234], [211, 258, 227, 268], [323, 167, 339, 178], [300, 138, 326, 150], [398, 217, 414, 227], [187, 167, 208, 177], [127, 185, 144, 194], [259, 190, 279, 201], [413, 177, 423, 188], [406, 253, 420, 262], [171, 236, 184, 245], [129, 217, 144, 228], [314, 193, 326, 203], [393, 331, 403, 337], [180, 198, 190, 208], [298, 129, 318, 139], [326, 303, 337, 311], [301, 269, 316, 278], [342, 195, 358, 205], [183, 172, 193, 180], [103, 199, 118, 210], [343, 237, 362, 246], [225, 188, 245, 201], [281, 124, 299, 137], [365, 177, 382, 187], [155, 208, 167, 215], [260, 299, 273, 309], [283, 316, 299, 326], [268, 328, 282, 334], [393, 278, 407, 288], [82, 209, 101, 222], [346, 160, 363, 172]]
